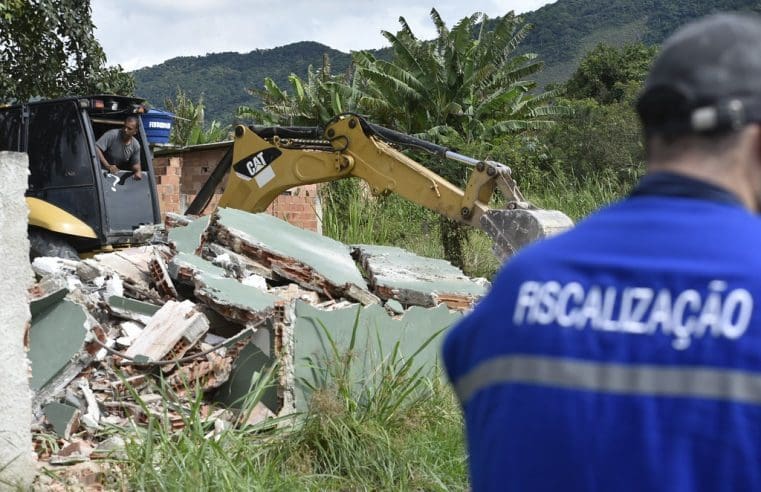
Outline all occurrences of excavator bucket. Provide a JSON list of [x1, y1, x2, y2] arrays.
[[480, 208, 574, 262]]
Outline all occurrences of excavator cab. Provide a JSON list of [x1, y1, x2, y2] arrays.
[[0, 95, 162, 259]]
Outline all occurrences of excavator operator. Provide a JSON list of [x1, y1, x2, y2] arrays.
[[96, 115, 143, 180], [443, 13, 761, 492]]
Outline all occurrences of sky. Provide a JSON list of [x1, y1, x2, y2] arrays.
[[92, 1, 554, 71]]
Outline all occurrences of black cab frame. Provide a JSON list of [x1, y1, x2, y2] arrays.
[[0, 95, 162, 257]]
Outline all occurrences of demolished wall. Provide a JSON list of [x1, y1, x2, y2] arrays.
[[0, 151, 36, 487], [26, 207, 486, 479]]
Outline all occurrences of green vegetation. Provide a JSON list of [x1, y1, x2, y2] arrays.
[[17, 3, 740, 488], [0, 0, 134, 102], [135, 42, 359, 125], [39, 320, 467, 490], [519, 0, 761, 87], [238, 54, 360, 127], [319, 170, 628, 280], [316, 38, 653, 279], [133, 0, 761, 122], [251, 9, 565, 269], [164, 89, 231, 146]]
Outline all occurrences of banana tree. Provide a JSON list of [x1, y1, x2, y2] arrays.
[[351, 9, 563, 267]]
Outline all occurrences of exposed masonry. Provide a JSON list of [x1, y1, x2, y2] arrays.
[[206, 208, 374, 304], [152, 145, 321, 232], [352, 244, 488, 311], [27, 208, 484, 482]]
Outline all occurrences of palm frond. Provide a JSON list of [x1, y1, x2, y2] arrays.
[[380, 30, 426, 79]]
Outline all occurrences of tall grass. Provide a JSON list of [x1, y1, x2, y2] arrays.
[[87, 319, 467, 491], [523, 167, 635, 220], [321, 169, 633, 279], [261, 317, 467, 490]]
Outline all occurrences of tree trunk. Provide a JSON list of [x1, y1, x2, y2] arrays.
[[439, 216, 467, 270]]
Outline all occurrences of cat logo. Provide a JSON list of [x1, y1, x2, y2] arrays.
[[233, 147, 282, 185]]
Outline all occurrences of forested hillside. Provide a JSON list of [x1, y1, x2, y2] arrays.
[[133, 0, 761, 123], [521, 0, 761, 86]]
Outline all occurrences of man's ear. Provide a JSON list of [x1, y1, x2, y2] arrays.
[[754, 125, 761, 161]]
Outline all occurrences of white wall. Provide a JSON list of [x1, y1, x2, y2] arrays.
[[0, 152, 35, 486]]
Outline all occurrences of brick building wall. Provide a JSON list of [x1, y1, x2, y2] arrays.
[[152, 143, 321, 233]]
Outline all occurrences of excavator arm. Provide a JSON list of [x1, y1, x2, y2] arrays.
[[190, 114, 572, 261]]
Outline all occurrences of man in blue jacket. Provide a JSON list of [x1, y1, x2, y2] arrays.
[[443, 13, 761, 492]]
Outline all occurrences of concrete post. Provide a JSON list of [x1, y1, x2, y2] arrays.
[[0, 152, 36, 486]]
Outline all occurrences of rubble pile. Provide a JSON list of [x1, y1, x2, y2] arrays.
[[27, 208, 488, 472]]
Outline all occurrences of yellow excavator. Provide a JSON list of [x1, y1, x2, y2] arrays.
[[187, 113, 573, 262], [0, 94, 570, 261]]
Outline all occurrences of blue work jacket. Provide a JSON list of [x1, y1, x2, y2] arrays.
[[443, 173, 761, 492]]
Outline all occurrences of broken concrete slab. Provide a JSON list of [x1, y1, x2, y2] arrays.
[[205, 242, 275, 280], [291, 300, 461, 411], [269, 283, 320, 304], [207, 208, 372, 303], [165, 212, 193, 227], [193, 272, 281, 326], [352, 244, 487, 310], [212, 340, 279, 414], [168, 251, 227, 286], [93, 247, 165, 302], [385, 299, 405, 315], [124, 300, 209, 363], [49, 440, 93, 466], [43, 402, 80, 439], [29, 297, 100, 414], [28, 297, 89, 393], [107, 295, 161, 324], [90, 435, 127, 460], [29, 282, 68, 317], [93, 248, 152, 285], [168, 214, 210, 254], [31, 256, 79, 278], [75, 260, 108, 282]]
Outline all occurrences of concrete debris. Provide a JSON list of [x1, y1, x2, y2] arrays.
[[107, 295, 160, 324], [31, 256, 79, 278], [292, 301, 461, 412], [49, 440, 93, 466], [168, 251, 227, 285], [168, 214, 210, 254], [148, 250, 178, 300], [90, 436, 126, 460], [28, 209, 488, 475], [165, 211, 193, 228], [206, 208, 372, 303], [241, 273, 268, 290], [43, 402, 80, 439], [77, 379, 101, 429], [204, 242, 275, 280], [28, 295, 91, 400], [124, 300, 209, 363], [93, 246, 170, 303], [75, 260, 107, 282], [352, 244, 488, 310], [132, 223, 165, 244], [385, 298, 405, 315], [193, 273, 281, 326]]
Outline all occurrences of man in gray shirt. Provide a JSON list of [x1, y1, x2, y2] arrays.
[[96, 115, 143, 180]]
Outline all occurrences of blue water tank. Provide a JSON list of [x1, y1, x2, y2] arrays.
[[142, 109, 174, 144]]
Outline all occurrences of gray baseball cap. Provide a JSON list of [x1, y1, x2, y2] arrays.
[[636, 13, 761, 136]]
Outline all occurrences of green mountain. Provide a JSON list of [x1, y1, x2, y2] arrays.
[[521, 0, 761, 88], [133, 0, 761, 123]]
